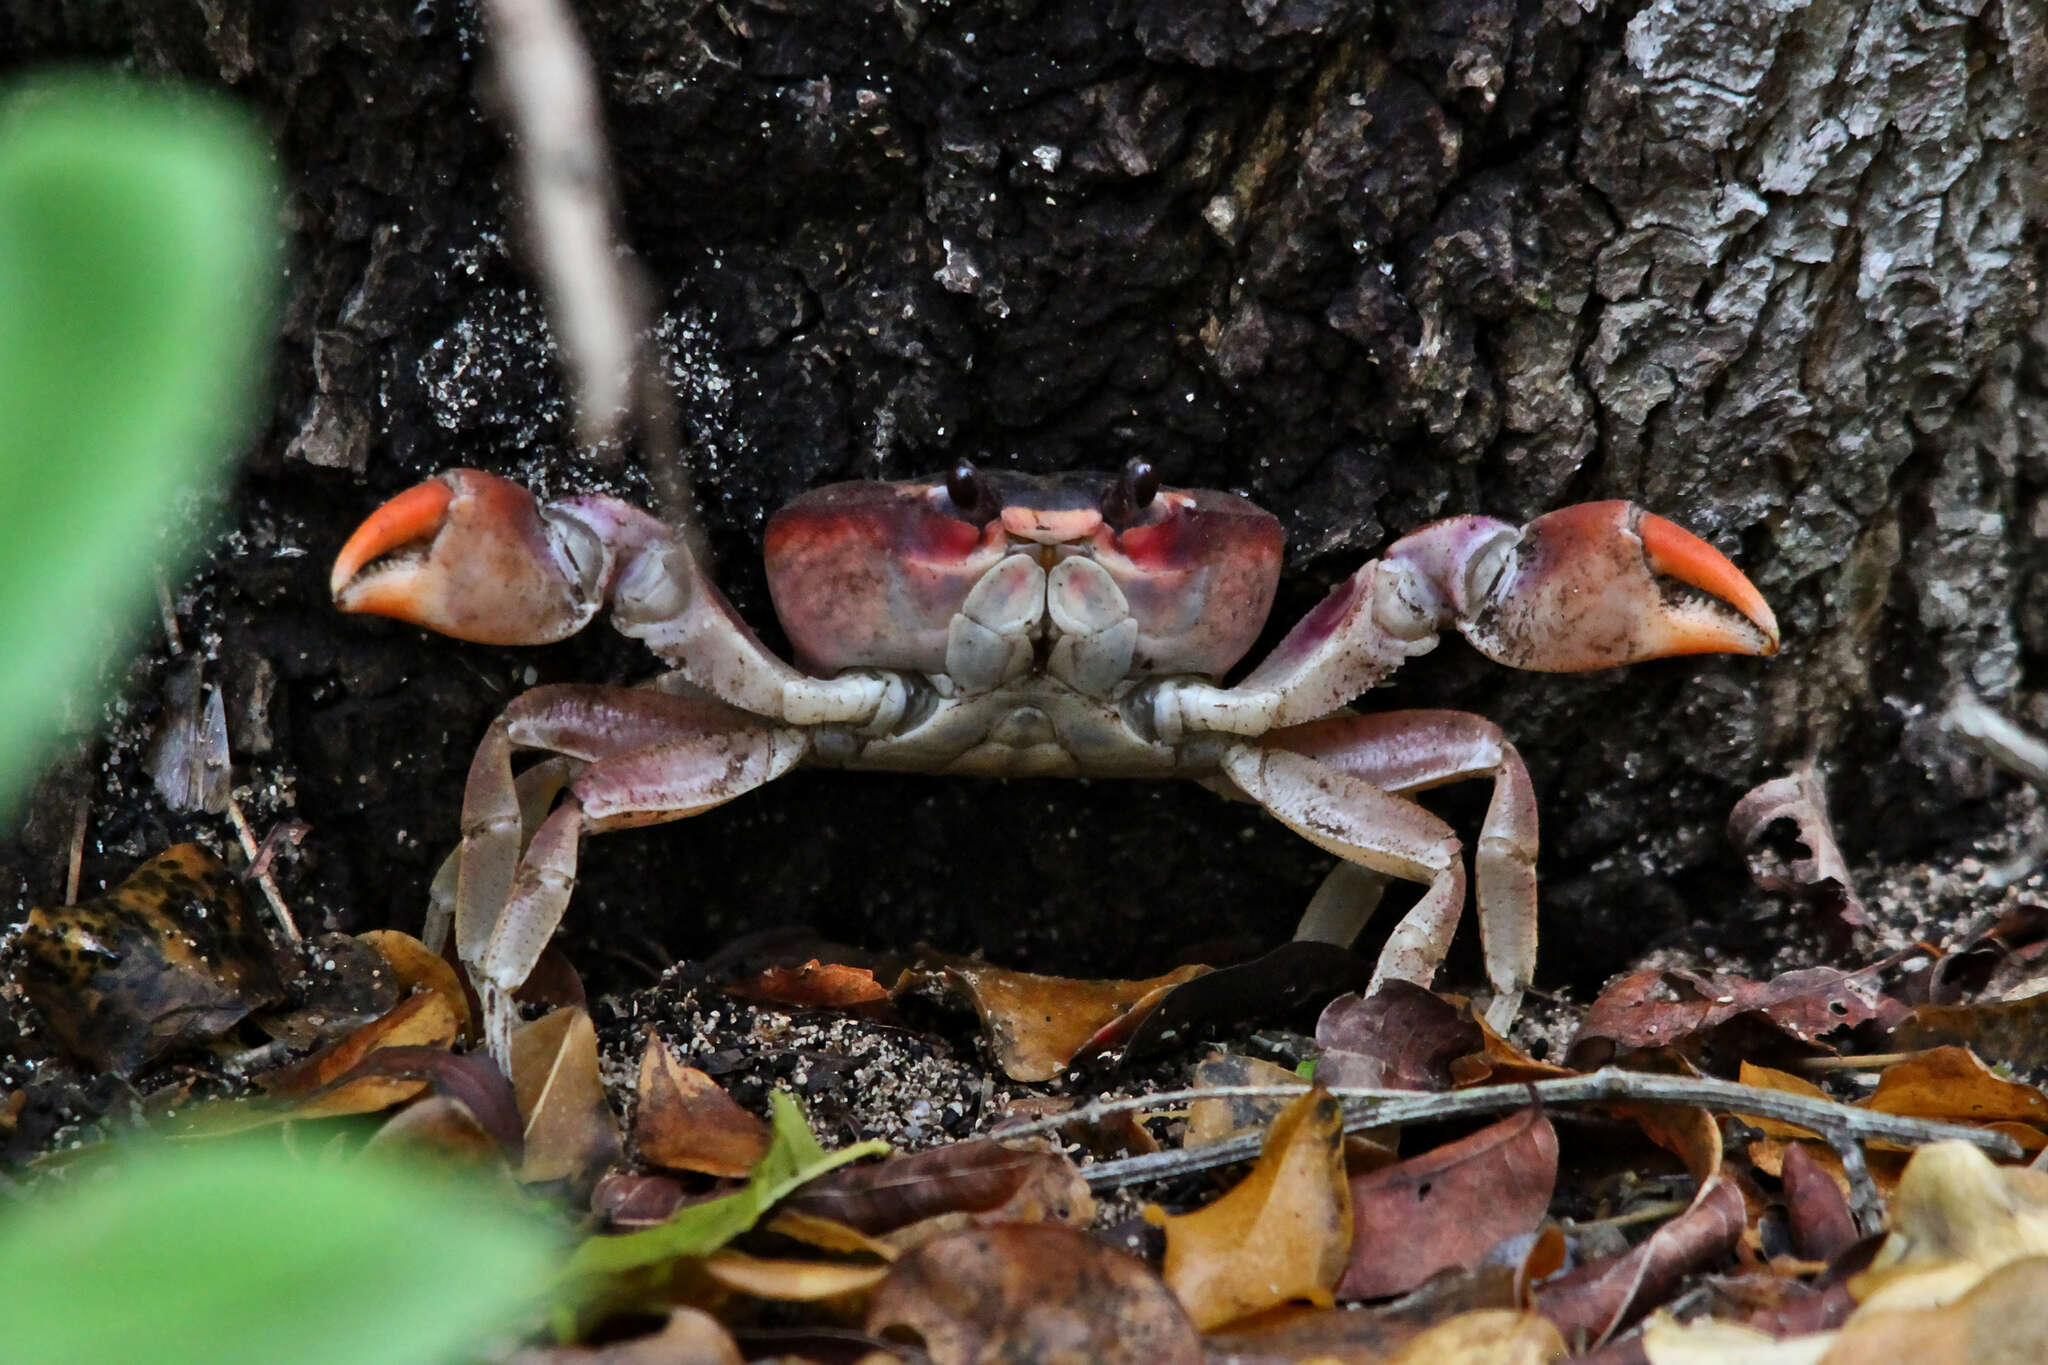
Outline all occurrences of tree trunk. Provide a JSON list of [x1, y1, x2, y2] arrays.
[[5, 0, 2044, 994]]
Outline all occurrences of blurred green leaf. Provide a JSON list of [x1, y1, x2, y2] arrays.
[[0, 1141, 559, 1365], [0, 73, 277, 794]]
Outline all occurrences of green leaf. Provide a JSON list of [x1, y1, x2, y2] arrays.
[[0, 74, 277, 796], [0, 1141, 559, 1365], [566, 1090, 887, 1278]]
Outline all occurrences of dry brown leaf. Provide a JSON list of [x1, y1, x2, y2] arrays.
[[1451, 1012, 1578, 1087], [866, 1224, 1200, 1364], [1823, 1255, 2048, 1364], [725, 958, 894, 1014], [1316, 982, 1482, 1090], [1782, 1139, 1858, 1264], [1186, 1052, 1311, 1145], [1737, 1060, 1833, 1139], [16, 843, 285, 1075], [633, 1037, 770, 1178], [1384, 1308, 1567, 1364], [262, 990, 460, 1118], [703, 1247, 890, 1301], [511, 1005, 620, 1186], [1640, 1313, 1833, 1364], [1620, 1103, 1723, 1187], [1151, 1087, 1351, 1330], [505, 1307, 742, 1365], [1862, 1046, 2048, 1129], [790, 1138, 1092, 1234], [360, 928, 471, 1034], [1728, 762, 1869, 927], [904, 959, 1208, 1082], [763, 1210, 899, 1260], [1340, 1108, 1559, 1300], [1535, 1176, 1747, 1347], [1571, 967, 1894, 1067], [362, 1093, 505, 1168], [1853, 1140, 2048, 1313]]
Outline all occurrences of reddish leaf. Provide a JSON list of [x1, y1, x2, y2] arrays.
[[1534, 1176, 1746, 1347], [260, 990, 460, 1116], [1340, 1108, 1559, 1300], [787, 1138, 1092, 1233], [1569, 967, 1896, 1067], [1316, 981, 1483, 1091], [1728, 761, 1868, 927], [1781, 1139, 1857, 1263], [866, 1225, 1200, 1363]]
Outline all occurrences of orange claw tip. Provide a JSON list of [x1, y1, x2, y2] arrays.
[[1639, 511, 1781, 656], [330, 478, 456, 605]]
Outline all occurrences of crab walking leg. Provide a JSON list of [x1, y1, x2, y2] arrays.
[[452, 684, 808, 1059], [1219, 743, 1470, 998], [1268, 710, 1539, 1030], [423, 754, 581, 957]]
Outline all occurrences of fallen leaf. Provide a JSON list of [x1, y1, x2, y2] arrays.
[[1782, 1140, 1858, 1264], [1385, 1308, 1566, 1363], [723, 959, 894, 1015], [865, 1224, 1200, 1365], [257, 931, 405, 1050], [1892, 994, 2048, 1075], [1535, 1176, 1747, 1347], [363, 1094, 505, 1168], [590, 1172, 689, 1229], [1150, 1087, 1351, 1329], [566, 1091, 887, 1279], [1110, 941, 1374, 1066], [1316, 981, 1482, 1090], [702, 1247, 889, 1301], [1641, 1312, 1832, 1364], [511, 1006, 621, 1187], [787, 1138, 1092, 1233], [1728, 762, 1868, 927], [145, 658, 231, 813], [262, 990, 459, 1118], [1853, 1140, 2048, 1313], [1340, 1108, 1559, 1300], [1184, 1052, 1311, 1146], [1862, 1046, 2048, 1128], [16, 843, 284, 1074], [633, 1037, 769, 1178], [506, 1307, 743, 1364], [1570, 967, 1896, 1069], [1619, 1103, 1723, 1187], [1823, 1255, 2048, 1363], [1451, 1013, 1577, 1087], [1736, 1060, 1833, 1139], [903, 959, 1208, 1081], [360, 928, 471, 1034]]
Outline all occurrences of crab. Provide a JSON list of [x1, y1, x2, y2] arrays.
[[332, 460, 1778, 1061]]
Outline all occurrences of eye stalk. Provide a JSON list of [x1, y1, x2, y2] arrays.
[[1103, 456, 1161, 525], [944, 459, 995, 523]]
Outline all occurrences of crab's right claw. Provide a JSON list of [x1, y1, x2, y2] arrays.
[[1457, 500, 1780, 672], [331, 468, 606, 646]]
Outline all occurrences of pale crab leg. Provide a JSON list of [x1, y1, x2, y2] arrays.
[[1268, 710, 1539, 1031], [453, 684, 808, 1062], [1219, 742, 1470, 1001], [422, 755, 580, 958]]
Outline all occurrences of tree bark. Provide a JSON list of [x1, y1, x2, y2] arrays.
[[4, 0, 2045, 992]]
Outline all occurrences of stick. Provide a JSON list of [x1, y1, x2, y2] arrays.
[[983, 1071, 2023, 1192], [226, 793, 301, 944]]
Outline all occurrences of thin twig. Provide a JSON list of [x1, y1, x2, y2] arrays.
[[62, 794, 87, 906], [1946, 693, 2048, 790], [1005, 1072, 2023, 1192], [478, 0, 710, 567], [1838, 1137, 1885, 1233], [225, 793, 301, 944], [1791, 1052, 1922, 1074]]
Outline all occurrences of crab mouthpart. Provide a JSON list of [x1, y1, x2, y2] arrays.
[[1458, 500, 1779, 672], [331, 469, 602, 646], [1000, 504, 1105, 544]]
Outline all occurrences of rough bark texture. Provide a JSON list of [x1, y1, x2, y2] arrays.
[[4, 0, 2046, 998]]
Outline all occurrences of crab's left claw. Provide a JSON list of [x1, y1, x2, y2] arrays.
[[331, 468, 613, 646], [1399, 500, 1779, 673]]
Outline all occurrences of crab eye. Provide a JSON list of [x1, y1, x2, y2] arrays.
[[1103, 457, 1160, 525], [945, 460, 993, 522]]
